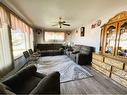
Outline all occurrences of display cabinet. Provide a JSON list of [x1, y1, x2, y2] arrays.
[[104, 24, 117, 55], [101, 11, 127, 59], [116, 21, 127, 57], [93, 11, 127, 88]]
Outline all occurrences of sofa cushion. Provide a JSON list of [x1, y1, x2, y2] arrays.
[[73, 45, 81, 51], [80, 46, 89, 53], [16, 64, 37, 79], [13, 76, 41, 94], [30, 72, 60, 94], [72, 51, 80, 54], [41, 50, 62, 56], [2, 65, 37, 93], [37, 44, 62, 51], [67, 47, 73, 51]]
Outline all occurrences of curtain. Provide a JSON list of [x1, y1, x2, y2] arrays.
[[0, 5, 34, 77], [11, 14, 26, 58], [0, 6, 13, 77], [29, 28, 34, 50], [45, 32, 65, 42], [10, 14, 34, 58]]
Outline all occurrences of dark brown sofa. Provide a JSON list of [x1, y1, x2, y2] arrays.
[[36, 44, 64, 56], [65, 45, 95, 65], [1, 65, 60, 94]]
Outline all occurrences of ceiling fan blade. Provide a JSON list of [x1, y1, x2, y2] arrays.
[[52, 24, 58, 26], [52, 17, 71, 28], [63, 23, 70, 26]]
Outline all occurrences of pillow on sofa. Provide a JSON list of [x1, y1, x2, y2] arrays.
[[67, 48, 73, 51], [72, 51, 80, 54], [59, 48, 63, 51], [73, 45, 81, 51], [0, 83, 15, 94], [80, 47, 90, 54]]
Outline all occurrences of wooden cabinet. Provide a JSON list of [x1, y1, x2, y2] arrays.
[[92, 53, 127, 88], [104, 57, 124, 69], [101, 11, 127, 58], [125, 64, 127, 72], [92, 53, 111, 77], [92, 59, 111, 71], [93, 11, 127, 88], [92, 53, 103, 61], [112, 67, 127, 80], [92, 63, 111, 77], [111, 74, 127, 88]]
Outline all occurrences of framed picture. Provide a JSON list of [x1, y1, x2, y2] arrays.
[[80, 27, 85, 37], [91, 20, 101, 29]]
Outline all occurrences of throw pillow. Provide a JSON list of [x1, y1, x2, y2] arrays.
[[72, 51, 80, 54]]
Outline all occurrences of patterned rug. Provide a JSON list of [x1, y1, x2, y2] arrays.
[[37, 55, 93, 83]]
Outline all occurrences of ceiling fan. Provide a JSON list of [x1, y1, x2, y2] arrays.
[[52, 17, 70, 28]]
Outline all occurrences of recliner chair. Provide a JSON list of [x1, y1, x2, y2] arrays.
[[1, 65, 60, 94]]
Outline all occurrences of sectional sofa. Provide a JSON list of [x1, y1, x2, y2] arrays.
[[36, 44, 64, 56], [65, 45, 95, 65]]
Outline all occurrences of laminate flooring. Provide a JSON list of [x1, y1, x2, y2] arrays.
[[61, 66, 127, 95]]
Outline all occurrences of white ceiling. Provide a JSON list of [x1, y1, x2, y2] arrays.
[[2, 0, 127, 31]]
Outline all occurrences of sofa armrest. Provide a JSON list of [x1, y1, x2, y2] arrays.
[[2, 65, 37, 90], [35, 72, 46, 79], [72, 51, 80, 54], [30, 71, 60, 94], [77, 53, 92, 65]]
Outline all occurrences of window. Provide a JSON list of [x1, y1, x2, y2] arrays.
[[10, 14, 33, 58], [0, 5, 34, 76], [45, 32, 65, 42], [11, 29, 26, 57]]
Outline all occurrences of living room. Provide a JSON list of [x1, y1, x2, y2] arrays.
[[0, 0, 127, 94]]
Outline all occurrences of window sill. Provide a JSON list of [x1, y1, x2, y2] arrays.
[[13, 54, 23, 61]]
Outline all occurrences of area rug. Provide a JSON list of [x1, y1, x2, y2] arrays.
[[37, 55, 93, 83]]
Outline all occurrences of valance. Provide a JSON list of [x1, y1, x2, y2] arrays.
[[10, 14, 31, 32], [0, 6, 9, 27]]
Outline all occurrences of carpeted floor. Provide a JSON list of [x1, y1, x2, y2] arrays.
[[37, 55, 93, 83]]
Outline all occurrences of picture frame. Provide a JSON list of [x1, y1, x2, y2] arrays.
[[91, 20, 101, 29], [80, 27, 85, 37]]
